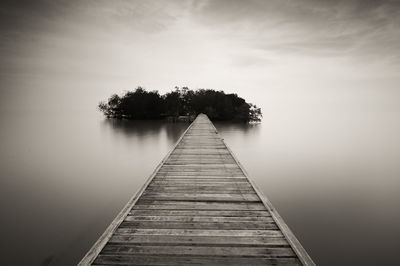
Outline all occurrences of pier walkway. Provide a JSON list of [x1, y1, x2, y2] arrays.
[[79, 114, 314, 265]]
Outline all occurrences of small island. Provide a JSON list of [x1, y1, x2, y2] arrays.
[[99, 87, 262, 122]]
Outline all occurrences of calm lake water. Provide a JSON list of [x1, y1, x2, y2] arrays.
[[0, 110, 399, 265]]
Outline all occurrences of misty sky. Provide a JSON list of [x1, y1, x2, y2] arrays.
[[1, 0, 400, 113]]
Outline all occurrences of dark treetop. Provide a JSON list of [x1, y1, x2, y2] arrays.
[[99, 87, 262, 122]]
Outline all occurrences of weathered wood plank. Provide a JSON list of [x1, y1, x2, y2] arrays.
[[125, 215, 274, 222], [129, 210, 272, 217], [149, 181, 250, 185], [156, 173, 245, 177], [93, 255, 302, 265], [133, 201, 267, 210], [146, 185, 254, 190], [101, 244, 296, 257], [109, 235, 288, 246], [145, 189, 256, 194], [153, 176, 248, 180], [160, 164, 240, 168], [114, 228, 283, 237], [165, 160, 237, 164], [119, 221, 278, 230], [149, 180, 250, 185], [140, 192, 260, 202]]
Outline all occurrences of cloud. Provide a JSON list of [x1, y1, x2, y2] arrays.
[[2, 0, 398, 63], [0, 0, 399, 90], [191, 0, 400, 63]]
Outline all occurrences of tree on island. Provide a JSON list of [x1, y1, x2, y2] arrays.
[[99, 87, 262, 122]]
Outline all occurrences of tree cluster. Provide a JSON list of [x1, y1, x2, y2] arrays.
[[99, 87, 262, 122]]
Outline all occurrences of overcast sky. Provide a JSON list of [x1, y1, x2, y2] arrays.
[[1, 0, 399, 113]]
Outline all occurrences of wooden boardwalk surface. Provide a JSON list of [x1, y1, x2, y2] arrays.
[[80, 114, 314, 266]]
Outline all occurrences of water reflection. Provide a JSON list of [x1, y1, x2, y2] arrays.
[[2, 112, 399, 266], [101, 119, 188, 142], [0, 114, 190, 266], [216, 114, 400, 266], [214, 121, 261, 136]]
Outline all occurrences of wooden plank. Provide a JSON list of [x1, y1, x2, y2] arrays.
[[93, 255, 302, 265], [109, 235, 288, 246], [168, 154, 233, 157], [158, 168, 242, 171], [160, 164, 240, 168], [148, 184, 250, 188], [133, 201, 267, 210], [125, 215, 274, 222], [166, 159, 234, 161], [171, 151, 231, 155], [145, 190, 256, 194], [155, 173, 245, 177], [148, 184, 252, 188], [157, 169, 244, 173], [101, 244, 295, 257], [154, 176, 247, 179], [140, 192, 260, 202], [129, 210, 272, 217], [164, 161, 237, 164], [149, 180, 250, 185], [114, 228, 283, 237], [149, 181, 250, 185], [119, 221, 278, 230], [132, 205, 266, 211]]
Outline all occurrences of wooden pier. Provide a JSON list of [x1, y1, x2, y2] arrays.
[[79, 114, 314, 265]]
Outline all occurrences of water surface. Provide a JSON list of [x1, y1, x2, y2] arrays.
[[0, 110, 399, 265]]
